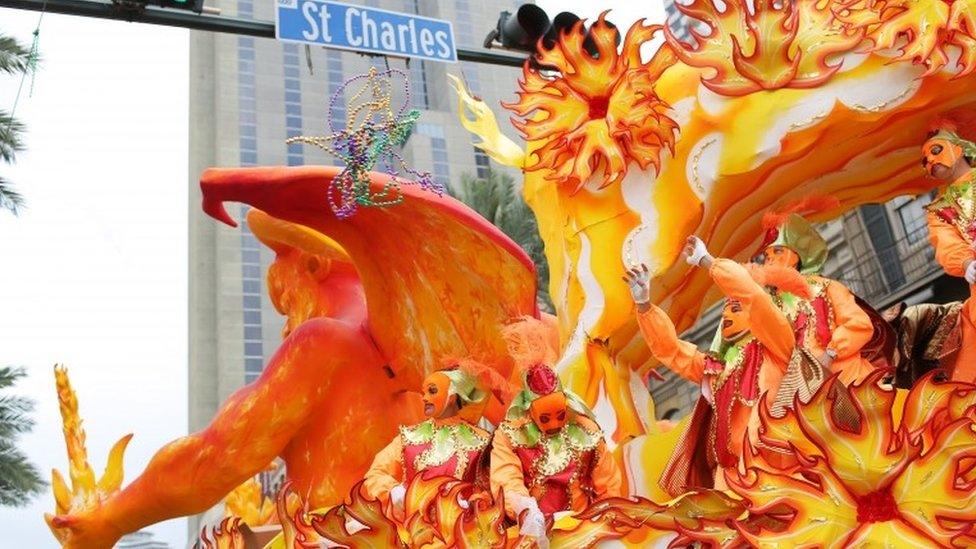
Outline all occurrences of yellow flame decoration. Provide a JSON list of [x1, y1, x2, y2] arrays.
[[45, 365, 132, 545]]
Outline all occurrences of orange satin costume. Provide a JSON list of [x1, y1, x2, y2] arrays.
[[801, 275, 876, 385], [489, 415, 621, 518], [637, 259, 794, 494], [925, 173, 976, 382], [363, 416, 491, 507]]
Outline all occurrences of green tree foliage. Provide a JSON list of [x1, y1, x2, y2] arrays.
[[0, 366, 45, 506], [0, 32, 37, 215]]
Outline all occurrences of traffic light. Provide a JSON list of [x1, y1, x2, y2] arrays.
[[484, 5, 620, 57], [129, 0, 205, 13]]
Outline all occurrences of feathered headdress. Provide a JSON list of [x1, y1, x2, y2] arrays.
[[756, 195, 839, 275], [927, 111, 976, 161], [500, 316, 593, 421]]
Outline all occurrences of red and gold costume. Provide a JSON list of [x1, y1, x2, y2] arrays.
[[753, 202, 880, 385], [636, 260, 804, 494], [489, 319, 622, 524], [922, 121, 976, 382], [364, 361, 510, 518]]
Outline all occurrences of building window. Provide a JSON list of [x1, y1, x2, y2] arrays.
[[896, 194, 933, 244], [474, 146, 491, 179], [283, 43, 304, 167], [409, 60, 429, 110], [327, 50, 345, 136], [431, 137, 450, 187]]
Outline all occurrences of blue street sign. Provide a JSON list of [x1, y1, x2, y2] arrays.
[[276, 0, 458, 63]]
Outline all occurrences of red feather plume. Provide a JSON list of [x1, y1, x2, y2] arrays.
[[928, 110, 976, 142], [761, 195, 841, 232]]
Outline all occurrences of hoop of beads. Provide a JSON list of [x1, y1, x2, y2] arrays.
[[286, 67, 441, 219]]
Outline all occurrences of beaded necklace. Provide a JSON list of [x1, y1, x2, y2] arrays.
[[286, 67, 441, 218]]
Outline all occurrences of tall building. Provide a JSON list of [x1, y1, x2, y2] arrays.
[[187, 0, 526, 539], [115, 530, 170, 549]]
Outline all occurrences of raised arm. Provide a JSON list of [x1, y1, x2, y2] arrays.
[[709, 258, 795, 366], [625, 265, 706, 383]]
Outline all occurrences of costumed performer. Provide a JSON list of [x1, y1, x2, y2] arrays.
[[363, 359, 511, 520], [749, 199, 877, 384], [489, 317, 622, 549], [920, 118, 976, 381], [625, 254, 807, 495]]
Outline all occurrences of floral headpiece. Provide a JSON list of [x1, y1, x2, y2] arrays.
[[500, 317, 593, 421], [756, 196, 838, 275]]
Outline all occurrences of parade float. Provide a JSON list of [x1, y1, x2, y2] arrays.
[[43, 1, 976, 547]]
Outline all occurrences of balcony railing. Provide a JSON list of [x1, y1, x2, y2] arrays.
[[835, 231, 940, 307]]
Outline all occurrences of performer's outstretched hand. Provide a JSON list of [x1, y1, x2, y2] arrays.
[[390, 483, 406, 513], [683, 236, 714, 268], [510, 493, 549, 549], [623, 264, 651, 308]]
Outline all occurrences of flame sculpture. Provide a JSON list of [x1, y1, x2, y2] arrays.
[[194, 517, 245, 549], [664, 0, 864, 95], [719, 372, 976, 546], [45, 365, 132, 545], [505, 13, 679, 191], [836, 0, 976, 77], [454, 2, 976, 499], [222, 468, 278, 528]]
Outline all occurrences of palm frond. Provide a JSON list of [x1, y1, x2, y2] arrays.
[[0, 177, 24, 215], [0, 109, 26, 164], [0, 34, 34, 76], [0, 440, 45, 506], [0, 366, 45, 506]]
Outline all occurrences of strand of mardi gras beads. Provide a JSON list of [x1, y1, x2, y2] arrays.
[[286, 67, 439, 219]]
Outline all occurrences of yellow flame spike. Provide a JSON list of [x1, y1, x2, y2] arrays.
[[96, 433, 133, 494], [448, 74, 526, 168], [54, 364, 97, 498], [50, 469, 71, 516], [48, 365, 133, 547]]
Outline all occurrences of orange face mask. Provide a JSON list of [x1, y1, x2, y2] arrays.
[[529, 392, 568, 435], [421, 372, 452, 418], [722, 299, 749, 339], [759, 245, 801, 270], [922, 137, 964, 179]]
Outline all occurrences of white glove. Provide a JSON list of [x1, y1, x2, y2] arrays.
[[684, 235, 713, 268], [390, 484, 406, 512], [966, 260, 976, 285], [458, 497, 470, 510], [508, 492, 549, 549], [623, 264, 651, 305]]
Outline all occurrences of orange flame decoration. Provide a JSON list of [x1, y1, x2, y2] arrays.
[[504, 13, 679, 191], [208, 477, 508, 548], [664, 0, 865, 96], [835, 0, 976, 77], [546, 372, 976, 547], [194, 517, 245, 549], [45, 365, 132, 544], [223, 472, 279, 527], [721, 372, 976, 546]]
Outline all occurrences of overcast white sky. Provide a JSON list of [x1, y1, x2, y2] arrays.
[[0, 2, 664, 547]]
